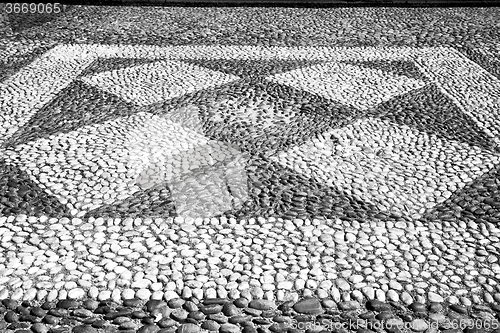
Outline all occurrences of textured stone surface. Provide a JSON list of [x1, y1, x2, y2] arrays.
[[1, 5, 500, 333]]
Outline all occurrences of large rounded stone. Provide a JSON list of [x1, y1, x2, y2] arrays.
[[293, 298, 324, 315], [366, 300, 391, 312], [248, 300, 276, 311], [177, 323, 200, 333], [72, 325, 98, 333]]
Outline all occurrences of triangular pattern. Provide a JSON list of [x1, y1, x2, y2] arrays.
[[3, 80, 146, 148], [0, 41, 55, 83], [342, 59, 428, 81], [182, 58, 326, 81], [219, 155, 389, 221], [268, 61, 427, 110], [77, 57, 159, 78], [369, 83, 500, 153], [145, 77, 361, 157], [81, 60, 240, 106], [85, 185, 177, 219], [3, 112, 248, 218], [423, 163, 500, 224], [271, 117, 500, 220], [0, 158, 71, 217]]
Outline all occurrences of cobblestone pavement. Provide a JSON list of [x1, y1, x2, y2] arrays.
[[1, 5, 500, 333]]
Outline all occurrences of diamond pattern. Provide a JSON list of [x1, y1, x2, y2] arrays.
[[268, 62, 427, 110], [3, 80, 146, 147], [81, 60, 240, 106], [5, 112, 247, 217], [271, 117, 500, 219], [368, 83, 499, 153], [2, 44, 500, 222]]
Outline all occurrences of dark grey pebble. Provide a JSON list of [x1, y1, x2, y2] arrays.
[[19, 314, 41, 323], [159, 328, 177, 333], [253, 318, 272, 325], [399, 313, 413, 322], [158, 318, 177, 328], [176, 323, 200, 333], [199, 304, 223, 315], [203, 299, 229, 306], [409, 303, 426, 313], [168, 298, 185, 309], [72, 309, 93, 318], [277, 301, 294, 313], [375, 312, 393, 321], [428, 303, 443, 313], [41, 302, 55, 311], [223, 303, 239, 316], [2, 299, 18, 310], [293, 298, 324, 315], [139, 324, 162, 333], [123, 299, 143, 308], [93, 306, 110, 315], [17, 306, 30, 315], [207, 313, 228, 324], [359, 312, 375, 320], [31, 322, 49, 333], [269, 323, 289, 333], [4, 310, 18, 323], [201, 320, 220, 331], [366, 300, 391, 312], [272, 316, 291, 323], [243, 326, 258, 333], [146, 300, 168, 313], [82, 317, 96, 325], [132, 310, 148, 319], [91, 319, 106, 328], [183, 301, 198, 312], [243, 308, 262, 317], [234, 298, 249, 308], [249, 300, 275, 311], [43, 315, 59, 325], [220, 323, 240, 333], [229, 315, 252, 324], [171, 309, 189, 322], [57, 300, 79, 310], [450, 304, 468, 314], [49, 327, 71, 333], [187, 311, 205, 321], [112, 316, 130, 325], [72, 325, 98, 333], [104, 310, 132, 320], [120, 321, 138, 330], [7, 321, 30, 330], [472, 305, 492, 312], [21, 301, 33, 308], [82, 300, 99, 311], [31, 307, 47, 318]]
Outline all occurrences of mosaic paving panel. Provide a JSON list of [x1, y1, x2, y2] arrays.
[[271, 117, 500, 220], [1, 44, 500, 313], [81, 60, 240, 106], [268, 61, 427, 110], [2, 44, 500, 222], [3, 112, 247, 218]]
